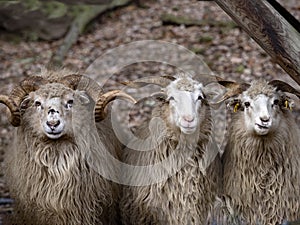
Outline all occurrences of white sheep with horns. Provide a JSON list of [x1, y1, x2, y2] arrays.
[[214, 78, 300, 225], [0, 69, 135, 225], [119, 73, 222, 225]]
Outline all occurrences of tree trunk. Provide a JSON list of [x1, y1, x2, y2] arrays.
[[214, 0, 300, 85]]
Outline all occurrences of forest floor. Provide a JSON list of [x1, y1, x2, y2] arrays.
[[0, 0, 299, 223]]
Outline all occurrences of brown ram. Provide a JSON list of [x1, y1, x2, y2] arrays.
[[215, 79, 300, 225], [1, 69, 135, 225], [120, 73, 222, 225]]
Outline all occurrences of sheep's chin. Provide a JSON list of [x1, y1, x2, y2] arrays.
[[45, 132, 64, 139], [180, 126, 197, 134], [254, 124, 270, 136]]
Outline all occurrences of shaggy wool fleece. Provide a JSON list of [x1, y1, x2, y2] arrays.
[[222, 102, 300, 225], [120, 100, 221, 225], [3, 70, 119, 225]]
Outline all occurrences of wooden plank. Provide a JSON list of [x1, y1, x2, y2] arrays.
[[214, 0, 300, 85], [265, 0, 300, 33]]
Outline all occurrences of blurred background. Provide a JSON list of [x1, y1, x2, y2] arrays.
[[0, 0, 299, 222]]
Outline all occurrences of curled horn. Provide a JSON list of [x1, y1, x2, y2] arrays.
[[215, 77, 250, 104], [123, 76, 176, 88], [58, 74, 83, 90], [6, 76, 48, 126], [95, 90, 136, 122], [59, 74, 136, 122], [59, 74, 103, 100], [10, 76, 48, 106], [192, 73, 222, 85], [0, 95, 20, 127], [59, 74, 101, 92], [150, 92, 168, 100], [268, 80, 300, 98]]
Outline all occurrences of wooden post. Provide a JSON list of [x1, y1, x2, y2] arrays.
[[214, 0, 300, 85]]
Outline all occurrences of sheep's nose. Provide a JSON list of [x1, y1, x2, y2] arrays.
[[48, 108, 59, 115], [182, 115, 195, 123], [260, 116, 270, 123], [46, 120, 60, 129]]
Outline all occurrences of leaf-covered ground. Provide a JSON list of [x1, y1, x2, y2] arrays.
[[0, 0, 299, 223]]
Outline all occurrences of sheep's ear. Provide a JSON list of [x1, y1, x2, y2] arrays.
[[278, 91, 295, 111], [227, 98, 242, 112], [20, 96, 32, 112], [77, 91, 90, 105], [215, 79, 250, 104], [282, 96, 294, 111], [150, 92, 168, 102]]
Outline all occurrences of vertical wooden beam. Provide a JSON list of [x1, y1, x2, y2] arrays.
[[214, 0, 300, 85]]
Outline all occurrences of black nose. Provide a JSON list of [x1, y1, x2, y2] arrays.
[[260, 117, 270, 123], [48, 109, 59, 115], [46, 120, 60, 129]]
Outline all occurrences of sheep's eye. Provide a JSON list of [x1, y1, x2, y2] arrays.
[[35, 101, 41, 107], [273, 99, 279, 105], [244, 102, 250, 108], [66, 99, 74, 108]]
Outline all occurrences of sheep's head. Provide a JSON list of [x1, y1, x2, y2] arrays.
[[0, 73, 136, 139], [218, 78, 300, 136], [163, 75, 207, 134], [235, 80, 285, 136], [21, 83, 90, 139], [126, 73, 216, 135]]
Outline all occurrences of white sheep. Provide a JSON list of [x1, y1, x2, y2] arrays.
[[119, 73, 222, 225], [0, 69, 135, 225], [216, 78, 300, 225]]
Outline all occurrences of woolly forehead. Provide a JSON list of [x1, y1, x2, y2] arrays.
[[32, 83, 75, 99], [39, 68, 76, 82], [167, 77, 204, 93], [244, 79, 277, 99]]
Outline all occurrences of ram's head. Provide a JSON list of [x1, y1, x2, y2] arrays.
[[218, 78, 300, 136], [0, 74, 136, 139], [125, 73, 217, 135]]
